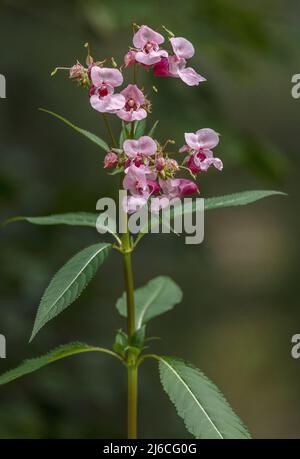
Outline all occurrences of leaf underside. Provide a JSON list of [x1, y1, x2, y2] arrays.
[[30, 243, 112, 341], [158, 356, 251, 439], [116, 276, 182, 329], [0, 342, 112, 385]]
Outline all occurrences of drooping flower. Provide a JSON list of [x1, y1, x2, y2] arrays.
[[160, 178, 198, 199], [133, 25, 168, 66], [104, 151, 118, 169], [117, 84, 147, 122], [180, 128, 223, 173], [154, 36, 206, 86], [89, 66, 125, 113]]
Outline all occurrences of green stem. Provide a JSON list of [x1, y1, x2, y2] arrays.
[[122, 229, 138, 439], [102, 113, 118, 148]]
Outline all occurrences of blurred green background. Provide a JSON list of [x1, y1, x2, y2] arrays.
[[0, 0, 299, 439]]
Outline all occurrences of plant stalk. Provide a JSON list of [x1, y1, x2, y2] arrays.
[[122, 229, 138, 439]]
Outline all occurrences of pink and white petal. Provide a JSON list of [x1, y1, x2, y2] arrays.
[[210, 157, 223, 170], [137, 49, 168, 65], [90, 95, 104, 112], [178, 67, 206, 86], [196, 128, 220, 149], [131, 108, 147, 121], [103, 94, 126, 113], [121, 84, 145, 105], [138, 136, 157, 156], [98, 68, 123, 87], [184, 133, 200, 150], [150, 196, 171, 214], [122, 195, 148, 214], [116, 109, 132, 122], [90, 66, 104, 87], [170, 37, 195, 59], [123, 139, 139, 158], [135, 51, 161, 66], [179, 144, 189, 153], [133, 25, 165, 48]]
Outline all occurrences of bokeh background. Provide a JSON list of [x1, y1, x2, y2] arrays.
[[0, 0, 299, 439]]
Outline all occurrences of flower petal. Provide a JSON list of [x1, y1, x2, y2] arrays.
[[97, 67, 123, 87], [133, 25, 165, 48], [184, 133, 200, 149], [135, 50, 168, 66], [196, 128, 220, 149], [90, 94, 125, 113], [170, 37, 195, 59], [177, 66, 206, 86]]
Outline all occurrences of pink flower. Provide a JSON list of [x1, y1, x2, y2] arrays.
[[123, 164, 155, 199], [124, 50, 137, 67], [104, 151, 118, 169], [123, 136, 157, 158], [154, 37, 206, 86], [160, 178, 198, 199], [89, 66, 125, 113], [133, 25, 168, 66], [123, 195, 148, 214], [181, 128, 223, 173], [117, 84, 147, 122]]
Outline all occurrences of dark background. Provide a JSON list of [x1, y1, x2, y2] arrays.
[[0, 0, 299, 438]]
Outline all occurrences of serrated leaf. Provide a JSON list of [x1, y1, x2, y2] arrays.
[[147, 120, 159, 137], [30, 243, 112, 341], [204, 190, 286, 210], [116, 276, 182, 329], [39, 108, 109, 152], [158, 356, 251, 439], [0, 342, 119, 385], [137, 190, 286, 240]]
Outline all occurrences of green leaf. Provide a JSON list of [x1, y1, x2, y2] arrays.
[[3, 212, 98, 228], [3, 212, 120, 245], [130, 326, 146, 349], [30, 243, 112, 342], [147, 120, 159, 138], [116, 276, 182, 329], [119, 122, 130, 148], [2, 212, 121, 244], [204, 190, 286, 210], [137, 190, 286, 241], [39, 108, 109, 152], [134, 119, 147, 138], [0, 342, 120, 385], [158, 356, 251, 439], [113, 329, 128, 358]]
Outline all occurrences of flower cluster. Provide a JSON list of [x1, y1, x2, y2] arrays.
[[61, 24, 222, 214]]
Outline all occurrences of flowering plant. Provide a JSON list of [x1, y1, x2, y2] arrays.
[[0, 24, 284, 439]]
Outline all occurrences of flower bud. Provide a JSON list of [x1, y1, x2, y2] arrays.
[[155, 157, 166, 172], [166, 158, 179, 172], [124, 50, 136, 67], [69, 63, 85, 80], [104, 151, 118, 169]]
